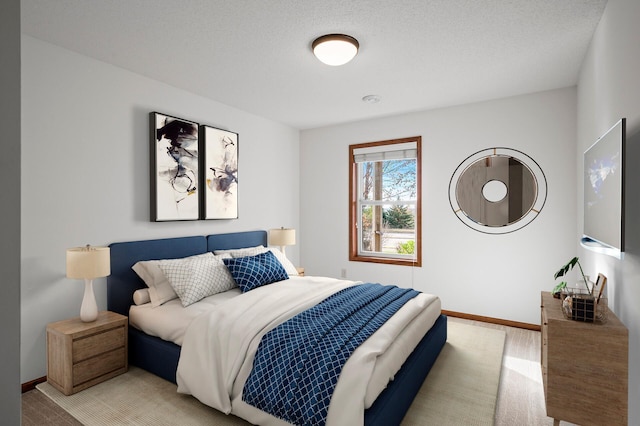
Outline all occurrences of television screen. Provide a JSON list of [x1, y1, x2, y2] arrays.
[[583, 118, 625, 253]]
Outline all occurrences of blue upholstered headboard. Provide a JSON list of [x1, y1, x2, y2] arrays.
[[107, 230, 268, 316]]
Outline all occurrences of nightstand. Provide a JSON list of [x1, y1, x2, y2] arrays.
[[296, 267, 305, 276], [46, 311, 128, 395]]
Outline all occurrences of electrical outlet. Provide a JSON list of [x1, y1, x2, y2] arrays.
[[340, 268, 347, 278]]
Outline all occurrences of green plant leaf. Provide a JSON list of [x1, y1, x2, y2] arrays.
[[553, 256, 591, 294], [552, 281, 567, 294], [554, 257, 579, 279]]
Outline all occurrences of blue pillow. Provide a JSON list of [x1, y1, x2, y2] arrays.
[[223, 250, 289, 292]]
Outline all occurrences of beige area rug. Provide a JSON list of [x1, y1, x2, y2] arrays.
[[38, 322, 505, 426], [401, 322, 505, 426]]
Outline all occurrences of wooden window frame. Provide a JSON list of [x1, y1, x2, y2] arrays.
[[349, 136, 422, 267]]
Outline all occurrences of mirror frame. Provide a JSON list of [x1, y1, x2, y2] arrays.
[[448, 147, 547, 234]]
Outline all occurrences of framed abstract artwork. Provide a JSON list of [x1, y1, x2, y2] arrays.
[[150, 112, 200, 221], [201, 125, 238, 219]]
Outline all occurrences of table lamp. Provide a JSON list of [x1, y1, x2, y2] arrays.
[[66, 245, 110, 322], [269, 228, 296, 256]]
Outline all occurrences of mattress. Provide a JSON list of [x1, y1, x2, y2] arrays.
[[129, 276, 440, 354]]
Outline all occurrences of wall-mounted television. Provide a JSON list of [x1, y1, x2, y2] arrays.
[[582, 118, 625, 257]]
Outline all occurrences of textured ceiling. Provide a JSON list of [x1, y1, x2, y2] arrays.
[[21, 0, 607, 129]]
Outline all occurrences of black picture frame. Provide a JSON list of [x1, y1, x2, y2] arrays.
[[150, 112, 200, 221]]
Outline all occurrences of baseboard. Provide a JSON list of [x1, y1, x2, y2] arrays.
[[442, 310, 540, 331], [22, 376, 46, 393]]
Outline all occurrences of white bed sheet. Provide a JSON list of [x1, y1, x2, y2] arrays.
[[129, 287, 241, 346]]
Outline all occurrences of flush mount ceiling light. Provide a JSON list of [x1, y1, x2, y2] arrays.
[[312, 34, 359, 66]]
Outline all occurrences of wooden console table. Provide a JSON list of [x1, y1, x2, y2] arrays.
[[540, 291, 627, 425]]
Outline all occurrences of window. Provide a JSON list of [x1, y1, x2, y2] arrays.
[[349, 137, 421, 266]]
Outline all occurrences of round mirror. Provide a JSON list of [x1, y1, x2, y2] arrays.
[[449, 148, 547, 234]]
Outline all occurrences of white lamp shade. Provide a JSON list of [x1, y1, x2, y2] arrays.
[[66, 246, 111, 279], [269, 228, 296, 247], [312, 34, 359, 66]]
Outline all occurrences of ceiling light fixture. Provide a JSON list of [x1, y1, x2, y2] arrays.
[[312, 34, 359, 66]]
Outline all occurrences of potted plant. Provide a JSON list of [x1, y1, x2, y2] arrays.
[[552, 256, 591, 296], [553, 256, 595, 322]]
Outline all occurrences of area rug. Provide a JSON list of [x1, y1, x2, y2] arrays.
[[38, 321, 505, 426], [401, 322, 505, 425]]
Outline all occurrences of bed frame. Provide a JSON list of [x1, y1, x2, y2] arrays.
[[107, 230, 447, 425]]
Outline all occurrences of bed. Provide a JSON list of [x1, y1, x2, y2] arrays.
[[107, 230, 447, 425]]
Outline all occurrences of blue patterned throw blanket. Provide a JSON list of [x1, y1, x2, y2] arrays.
[[242, 283, 420, 425]]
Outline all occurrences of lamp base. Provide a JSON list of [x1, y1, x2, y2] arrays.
[[80, 279, 98, 322]]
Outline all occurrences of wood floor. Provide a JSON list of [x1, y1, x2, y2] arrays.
[[449, 317, 559, 425], [22, 387, 82, 426], [22, 317, 568, 425]]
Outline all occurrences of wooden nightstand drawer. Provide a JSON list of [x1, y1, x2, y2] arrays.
[[73, 326, 126, 362], [47, 311, 128, 395], [73, 347, 126, 386]]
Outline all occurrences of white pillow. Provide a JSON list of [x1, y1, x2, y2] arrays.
[[268, 248, 298, 276], [158, 253, 236, 307], [214, 245, 267, 258], [132, 288, 151, 305], [132, 252, 213, 307]]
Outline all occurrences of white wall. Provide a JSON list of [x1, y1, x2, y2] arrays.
[[300, 87, 577, 325], [1, 0, 22, 423], [577, 0, 640, 423], [20, 36, 300, 382]]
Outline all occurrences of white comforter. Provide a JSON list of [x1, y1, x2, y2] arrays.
[[177, 276, 440, 425]]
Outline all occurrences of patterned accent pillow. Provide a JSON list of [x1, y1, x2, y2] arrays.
[[214, 245, 298, 277], [223, 251, 289, 292], [158, 253, 236, 307], [132, 252, 213, 307]]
